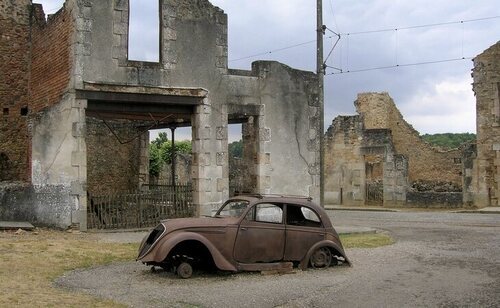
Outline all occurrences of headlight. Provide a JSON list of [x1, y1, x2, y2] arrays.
[[137, 223, 166, 259]]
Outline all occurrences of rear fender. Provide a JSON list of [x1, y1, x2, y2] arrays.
[[299, 240, 351, 270], [152, 231, 237, 272]]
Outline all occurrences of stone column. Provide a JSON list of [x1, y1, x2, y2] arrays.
[[138, 131, 149, 188]]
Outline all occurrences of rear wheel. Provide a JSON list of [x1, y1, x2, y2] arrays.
[[176, 262, 193, 279], [310, 247, 332, 268]]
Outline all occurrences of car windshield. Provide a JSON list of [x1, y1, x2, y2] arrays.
[[216, 200, 249, 217]]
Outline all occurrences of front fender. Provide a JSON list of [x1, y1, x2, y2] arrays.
[[145, 231, 237, 272], [299, 240, 351, 270]]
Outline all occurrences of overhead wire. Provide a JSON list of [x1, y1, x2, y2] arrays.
[[228, 15, 500, 63], [325, 57, 473, 75]]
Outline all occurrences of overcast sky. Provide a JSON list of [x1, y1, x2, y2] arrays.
[[38, 0, 500, 140]]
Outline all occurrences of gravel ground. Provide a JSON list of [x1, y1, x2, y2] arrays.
[[55, 211, 500, 307]]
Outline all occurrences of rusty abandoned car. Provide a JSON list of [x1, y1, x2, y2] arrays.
[[137, 194, 350, 278]]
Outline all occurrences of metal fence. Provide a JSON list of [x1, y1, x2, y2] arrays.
[[366, 182, 383, 205], [87, 183, 194, 230]]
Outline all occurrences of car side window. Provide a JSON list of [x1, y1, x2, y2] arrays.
[[286, 205, 322, 228], [249, 203, 283, 224]]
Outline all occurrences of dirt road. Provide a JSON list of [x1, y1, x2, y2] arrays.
[[55, 211, 500, 307]]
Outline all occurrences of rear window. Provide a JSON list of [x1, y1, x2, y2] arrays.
[[286, 205, 322, 228]]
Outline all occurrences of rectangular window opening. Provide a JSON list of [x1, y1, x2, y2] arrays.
[[2, 108, 9, 116], [128, 0, 160, 62]]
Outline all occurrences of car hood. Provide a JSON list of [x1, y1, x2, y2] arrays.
[[160, 216, 239, 232]]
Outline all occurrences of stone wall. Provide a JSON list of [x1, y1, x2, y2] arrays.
[[0, 0, 32, 181], [86, 117, 143, 195], [471, 42, 500, 207], [324, 115, 364, 205], [154, 153, 192, 185]]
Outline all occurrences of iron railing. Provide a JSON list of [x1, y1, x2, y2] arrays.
[[87, 183, 194, 229], [366, 182, 383, 205]]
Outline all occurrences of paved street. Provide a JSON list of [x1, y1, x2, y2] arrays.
[[56, 210, 500, 307]]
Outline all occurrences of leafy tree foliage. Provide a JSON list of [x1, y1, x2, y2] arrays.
[[421, 133, 476, 148], [149, 134, 192, 176], [149, 142, 163, 176], [160, 140, 192, 164], [229, 140, 243, 158]]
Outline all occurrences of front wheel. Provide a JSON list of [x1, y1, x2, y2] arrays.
[[176, 262, 193, 279], [310, 247, 332, 268]]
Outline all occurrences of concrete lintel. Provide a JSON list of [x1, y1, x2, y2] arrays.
[[80, 82, 208, 98]]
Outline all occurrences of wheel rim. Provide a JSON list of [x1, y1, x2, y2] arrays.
[[310, 247, 332, 268], [177, 262, 193, 279]]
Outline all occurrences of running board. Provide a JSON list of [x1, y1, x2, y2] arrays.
[[237, 262, 293, 272]]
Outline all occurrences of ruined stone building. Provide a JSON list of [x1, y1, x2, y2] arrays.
[[467, 42, 500, 207], [324, 42, 500, 208], [0, 0, 321, 229], [325, 92, 463, 207]]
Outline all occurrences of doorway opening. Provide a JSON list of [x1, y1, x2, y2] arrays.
[[228, 116, 259, 197]]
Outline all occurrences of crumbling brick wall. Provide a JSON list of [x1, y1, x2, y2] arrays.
[[29, 4, 73, 113], [0, 0, 32, 181], [0, 3, 73, 182], [86, 117, 143, 195]]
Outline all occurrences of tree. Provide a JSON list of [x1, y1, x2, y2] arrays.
[[151, 132, 169, 147], [160, 140, 192, 164], [149, 142, 162, 176], [228, 140, 243, 158], [421, 133, 476, 148], [149, 133, 192, 175]]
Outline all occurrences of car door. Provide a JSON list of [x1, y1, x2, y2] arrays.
[[284, 204, 326, 261], [233, 203, 285, 263]]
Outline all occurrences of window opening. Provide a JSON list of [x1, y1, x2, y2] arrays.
[[20, 107, 28, 116], [286, 205, 322, 227], [128, 0, 160, 62], [2, 108, 8, 116], [254, 203, 283, 224]]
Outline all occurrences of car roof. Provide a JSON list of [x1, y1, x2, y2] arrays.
[[226, 194, 333, 228], [229, 194, 319, 208]]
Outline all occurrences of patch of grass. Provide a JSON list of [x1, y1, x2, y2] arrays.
[[340, 232, 394, 249], [0, 229, 136, 307]]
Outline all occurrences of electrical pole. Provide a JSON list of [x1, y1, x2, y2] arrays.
[[317, 0, 325, 207]]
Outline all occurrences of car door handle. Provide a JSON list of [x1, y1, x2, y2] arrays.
[[318, 233, 325, 236], [241, 227, 248, 231]]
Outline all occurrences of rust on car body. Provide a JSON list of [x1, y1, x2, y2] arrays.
[[137, 194, 350, 278]]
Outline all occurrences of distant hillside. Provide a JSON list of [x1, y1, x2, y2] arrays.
[[421, 133, 476, 148]]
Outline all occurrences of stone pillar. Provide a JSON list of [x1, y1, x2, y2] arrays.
[[192, 100, 227, 216], [138, 131, 149, 188], [71, 97, 87, 230], [383, 154, 408, 207]]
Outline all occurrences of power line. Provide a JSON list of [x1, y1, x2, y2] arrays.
[[228, 15, 500, 63], [325, 57, 473, 75], [229, 39, 317, 62], [341, 16, 499, 36]]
